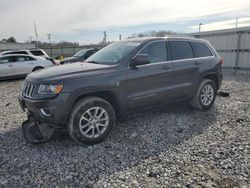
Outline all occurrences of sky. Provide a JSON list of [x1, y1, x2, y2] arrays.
[[0, 0, 250, 44]]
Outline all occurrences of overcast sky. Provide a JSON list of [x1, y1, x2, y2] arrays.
[[0, 0, 250, 44]]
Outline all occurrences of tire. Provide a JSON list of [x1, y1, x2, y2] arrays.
[[67, 97, 116, 144], [32, 67, 43, 72], [190, 79, 217, 110]]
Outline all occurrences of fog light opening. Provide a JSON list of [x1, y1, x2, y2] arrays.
[[40, 108, 52, 117]]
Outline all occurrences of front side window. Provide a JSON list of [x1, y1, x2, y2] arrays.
[[139, 41, 167, 63], [191, 42, 213, 58], [86, 41, 141, 65], [27, 56, 36, 61], [168, 41, 193, 61]]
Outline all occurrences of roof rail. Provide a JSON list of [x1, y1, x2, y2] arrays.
[[164, 34, 194, 38]]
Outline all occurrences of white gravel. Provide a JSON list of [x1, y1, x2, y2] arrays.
[[0, 70, 249, 187]]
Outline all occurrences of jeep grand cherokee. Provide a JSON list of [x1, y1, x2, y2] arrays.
[[18, 37, 223, 144]]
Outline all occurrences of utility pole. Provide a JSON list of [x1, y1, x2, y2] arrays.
[[47, 34, 52, 45], [199, 23, 203, 33], [47, 34, 52, 57], [103, 31, 107, 45], [235, 17, 239, 29], [34, 21, 39, 47], [119, 34, 122, 41]]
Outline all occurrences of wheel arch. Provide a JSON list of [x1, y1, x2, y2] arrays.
[[203, 73, 219, 90], [71, 90, 122, 118], [32, 66, 44, 72]]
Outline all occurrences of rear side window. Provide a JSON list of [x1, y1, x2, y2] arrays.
[[30, 50, 44, 56], [0, 57, 10, 64], [27, 56, 36, 61], [168, 41, 193, 61], [191, 42, 213, 57], [139, 41, 167, 63], [6, 51, 28, 55]]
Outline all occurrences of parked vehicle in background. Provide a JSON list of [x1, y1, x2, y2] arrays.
[[19, 37, 223, 145], [0, 54, 53, 80], [60, 48, 99, 64], [0, 49, 49, 58]]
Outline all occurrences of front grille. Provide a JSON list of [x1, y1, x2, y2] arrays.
[[22, 82, 35, 99]]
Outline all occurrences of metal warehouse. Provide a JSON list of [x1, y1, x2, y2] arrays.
[[192, 26, 250, 69]]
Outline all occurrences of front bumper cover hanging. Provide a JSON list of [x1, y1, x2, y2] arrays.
[[22, 118, 55, 144]]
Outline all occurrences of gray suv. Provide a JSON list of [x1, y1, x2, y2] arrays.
[[18, 37, 223, 144]]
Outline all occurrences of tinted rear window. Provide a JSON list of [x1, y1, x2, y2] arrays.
[[168, 41, 193, 61], [191, 42, 213, 57], [30, 50, 44, 56]]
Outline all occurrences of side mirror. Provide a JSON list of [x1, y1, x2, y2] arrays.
[[130, 54, 150, 68]]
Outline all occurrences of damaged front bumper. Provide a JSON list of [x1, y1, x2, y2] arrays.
[[21, 114, 55, 144], [18, 93, 59, 144]]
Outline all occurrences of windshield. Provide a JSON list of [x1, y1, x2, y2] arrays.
[[86, 41, 141, 65], [73, 49, 88, 57]]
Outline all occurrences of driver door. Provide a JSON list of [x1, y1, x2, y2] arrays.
[[124, 41, 175, 111]]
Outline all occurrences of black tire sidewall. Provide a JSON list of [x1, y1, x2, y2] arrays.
[[199, 80, 216, 110], [69, 98, 115, 144]]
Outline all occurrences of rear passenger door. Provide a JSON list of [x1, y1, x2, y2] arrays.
[[167, 40, 198, 98]]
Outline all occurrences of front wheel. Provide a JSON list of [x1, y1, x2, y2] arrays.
[[190, 79, 217, 110], [67, 97, 116, 144]]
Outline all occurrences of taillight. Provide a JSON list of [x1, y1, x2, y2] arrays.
[[219, 59, 224, 65]]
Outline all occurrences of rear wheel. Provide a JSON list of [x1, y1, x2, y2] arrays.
[[190, 79, 217, 110], [67, 97, 116, 144]]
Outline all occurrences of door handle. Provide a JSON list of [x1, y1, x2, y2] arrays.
[[162, 65, 171, 70], [29, 63, 34, 65], [194, 61, 201, 65], [8, 65, 13, 67]]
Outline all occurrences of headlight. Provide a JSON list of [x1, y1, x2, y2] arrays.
[[38, 84, 63, 94]]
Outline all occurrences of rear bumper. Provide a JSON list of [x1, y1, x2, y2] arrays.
[[18, 93, 72, 128]]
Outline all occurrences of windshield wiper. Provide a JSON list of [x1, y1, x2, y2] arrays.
[[86, 60, 100, 64]]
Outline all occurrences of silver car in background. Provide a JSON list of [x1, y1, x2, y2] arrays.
[[0, 54, 53, 80], [0, 49, 49, 58]]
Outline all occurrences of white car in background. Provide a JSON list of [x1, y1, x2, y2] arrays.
[[0, 49, 49, 58], [0, 54, 54, 80]]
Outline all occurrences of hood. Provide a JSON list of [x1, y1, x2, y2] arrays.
[[26, 62, 111, 83]]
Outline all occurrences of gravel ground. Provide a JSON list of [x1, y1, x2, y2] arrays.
[[0, 70, 249, 188]]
